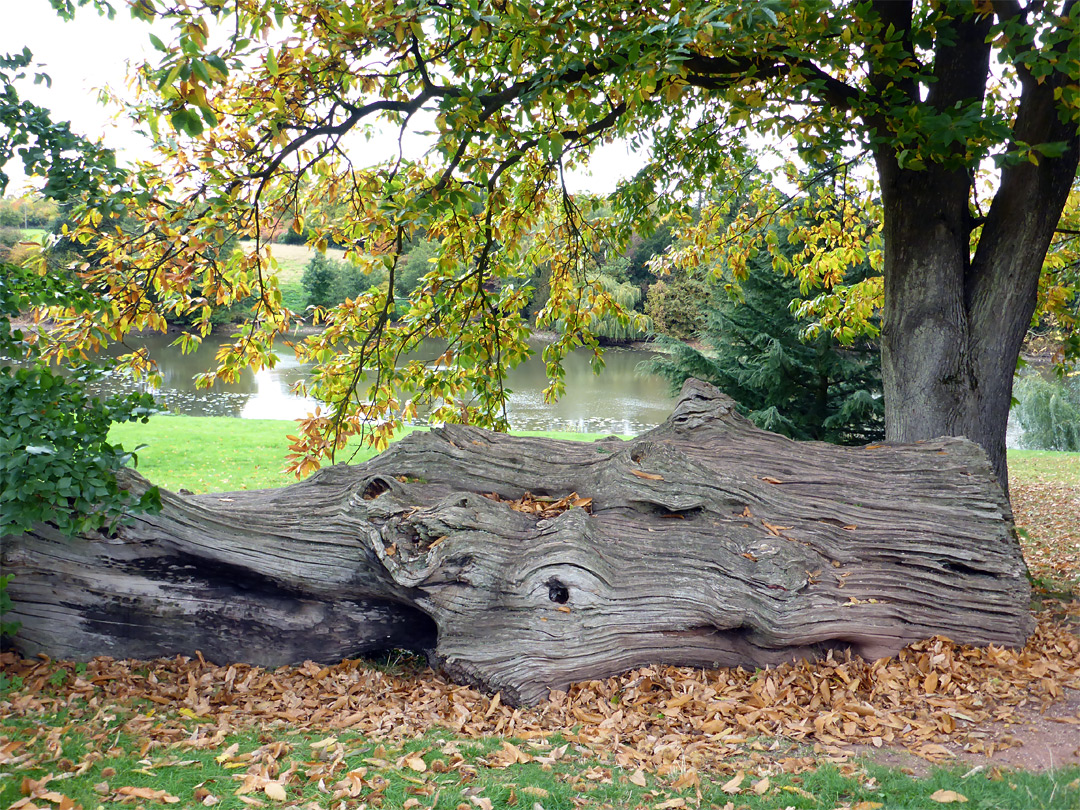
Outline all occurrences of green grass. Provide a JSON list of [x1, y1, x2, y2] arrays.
[[279, 278, 307, 312], [110, 415, 624, 492], [1007, 448, 1080, 487], [110, 418, 1079, 495], [233, 240, 351, 314], [1, 701, 1076, 810], [240, 239, 349, 285]]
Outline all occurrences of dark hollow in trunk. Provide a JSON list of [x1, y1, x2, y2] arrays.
[[1, 380, 1033, 705]]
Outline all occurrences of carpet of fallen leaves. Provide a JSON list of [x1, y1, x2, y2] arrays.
[[1011, 478, 1080, 587], [2, 600, 1078, 773]]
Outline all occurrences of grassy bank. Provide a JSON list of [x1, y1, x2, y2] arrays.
[[109, 415, 625, 492], [111, 415, 1079, 494], [249, 240, 350, 314], [1008, 448, 1080, 487], [0, 698, 1074, 810]]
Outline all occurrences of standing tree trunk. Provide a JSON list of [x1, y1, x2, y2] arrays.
[[2, 381, 1033, 706], [872, 6, 1080, 495]]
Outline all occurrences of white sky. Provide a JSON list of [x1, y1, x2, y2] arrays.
[[2, 2, 647, 197]]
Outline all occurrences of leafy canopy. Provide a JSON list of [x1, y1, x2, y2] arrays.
[[28, 0, 1079, 475]]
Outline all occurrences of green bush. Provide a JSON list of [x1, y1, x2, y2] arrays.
[[644, 273, 709, 339], [0, 263, 162, 539], [302, 252, 385, 310], [0, 574, 17, 638], [1013, 373, 1080, 451], [0, 227, 24, 249], [394, 239, 438, 298]]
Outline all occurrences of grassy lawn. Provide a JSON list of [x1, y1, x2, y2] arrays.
[[1, 699, 1074, 810], [110, 416, 1080, 495], [110, 415, 627, 492], [1007, 448, 1080, 487], [255, 240, 350, 284]]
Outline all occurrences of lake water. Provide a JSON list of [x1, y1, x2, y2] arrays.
[[91, 332, 678, 434]]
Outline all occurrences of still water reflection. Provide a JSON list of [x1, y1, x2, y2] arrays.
[[89, 332, 677, 434]]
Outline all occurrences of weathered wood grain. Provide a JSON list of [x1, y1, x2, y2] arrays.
[[1, 380, 1032, 704]]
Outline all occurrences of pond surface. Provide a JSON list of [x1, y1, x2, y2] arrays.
[[91, 332, 678, 434]]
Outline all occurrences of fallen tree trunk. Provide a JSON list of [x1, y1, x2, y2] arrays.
[[1, 380, 1033, 705]]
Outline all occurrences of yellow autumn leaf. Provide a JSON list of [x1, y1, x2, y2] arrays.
[[629, 768, 647, 787], [215, 742, 239, 763], [930, 789, 968, 803], [405, 755, 427, 772], [263, 781, 287, 801]]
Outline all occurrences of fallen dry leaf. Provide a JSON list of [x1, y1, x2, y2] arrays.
[[115, 786, 180, 804], [482, 491, 594, 518], [630, 469, 664, 481], [721, 770, 745, 794], [929, 789, 968, 803], [262, 782, 286, 802]]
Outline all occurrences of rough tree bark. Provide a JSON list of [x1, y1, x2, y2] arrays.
[[871, 3, 1080, 495], [2, 381, 1033, 706]]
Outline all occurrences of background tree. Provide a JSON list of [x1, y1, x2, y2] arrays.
[[643, 272, 709, 339], [301, 252, 338, 310], [0, 196, 58, 229], [646, 254, 883, 445], [1012, 373, 1080, 451], [33, 0, 1079, 493]]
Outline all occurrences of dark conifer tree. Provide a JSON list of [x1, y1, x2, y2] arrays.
[[645, 246, 883, 445]]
